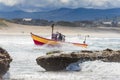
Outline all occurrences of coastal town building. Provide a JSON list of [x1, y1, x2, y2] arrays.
[[23, 18, 32, 22]]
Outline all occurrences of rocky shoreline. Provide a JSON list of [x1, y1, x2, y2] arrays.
[[36, 49, 120, 71], [0, 47, 12, 79]]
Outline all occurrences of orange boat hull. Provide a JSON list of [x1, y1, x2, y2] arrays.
[[31, 33, 88, 48]]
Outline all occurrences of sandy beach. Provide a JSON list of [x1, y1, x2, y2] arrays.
[[0, 20, 120, 38]]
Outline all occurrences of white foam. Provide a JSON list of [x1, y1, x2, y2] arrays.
[[0, 35, 120, 80], [81, 61, 120, 75]]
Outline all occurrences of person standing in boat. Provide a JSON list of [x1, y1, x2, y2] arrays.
[[56, 32, 65, 41]]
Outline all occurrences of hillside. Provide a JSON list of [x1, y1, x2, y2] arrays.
[[0, 8, 120, 21], [0, 19, 8, 27]]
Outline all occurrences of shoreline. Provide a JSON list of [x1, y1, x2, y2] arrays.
[[0, 21, 120, 38]]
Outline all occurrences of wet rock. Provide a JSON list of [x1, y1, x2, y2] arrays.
[[36, 52, 95, 71], [0, 47, 12, 78], [46, 51, 62, 55], [36, 55, 81, 71], [81, 50, 93, 53], [36, 49, 120, 71], [103, 48, 113, 52]]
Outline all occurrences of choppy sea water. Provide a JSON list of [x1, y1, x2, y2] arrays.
[[0, 35, 120, 80]]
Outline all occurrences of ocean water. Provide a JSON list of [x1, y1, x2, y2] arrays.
[[0, 35, 120, 80]]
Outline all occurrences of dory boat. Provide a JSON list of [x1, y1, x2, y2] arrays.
[[31, 33, 88, 48]]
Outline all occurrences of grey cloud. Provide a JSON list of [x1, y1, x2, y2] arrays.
[[1, 0, 120, 12]]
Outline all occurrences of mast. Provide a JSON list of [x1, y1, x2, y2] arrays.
[[51, 24, 54, 39]]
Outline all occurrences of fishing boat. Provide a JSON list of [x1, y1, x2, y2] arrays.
[[31, 24, 88, 48], [31, 33, 88, 48]]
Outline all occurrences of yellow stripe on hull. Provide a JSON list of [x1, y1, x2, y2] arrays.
[[31, 33, 60, 45]]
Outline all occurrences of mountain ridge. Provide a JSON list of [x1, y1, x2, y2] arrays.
[[0, 8, 120, 21]]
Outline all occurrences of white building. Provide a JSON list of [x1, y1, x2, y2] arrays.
[[23, 18, 32, 21], [102, 21, 112, 25], [117, 22, 120, 25]]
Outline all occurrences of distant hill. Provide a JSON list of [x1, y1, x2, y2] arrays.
[[0, 19, 7, 27], [1, 8, 120, 21]]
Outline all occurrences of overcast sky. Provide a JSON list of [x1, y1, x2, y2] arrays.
[[0, 0, 120, 12]]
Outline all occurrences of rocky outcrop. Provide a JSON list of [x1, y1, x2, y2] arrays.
[[0, 47, 12, 78], [36, 49, 120, 71]]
